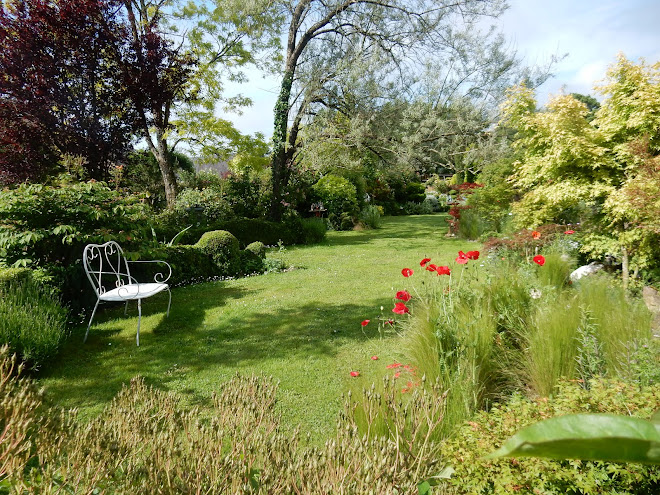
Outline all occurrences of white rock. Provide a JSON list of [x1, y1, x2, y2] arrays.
[[570, 262, 604, 282]]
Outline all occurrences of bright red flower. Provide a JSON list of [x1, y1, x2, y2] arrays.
[[466, 250, 480, 260], [532, 230, 541, 240], [386, 319, 395, 325], [564, 230, 575, 235], [456, 251, 469, 264], [426, 263, 438, 272], [396, 290, 411, 302], [361, 319, 370, 327], [386, 363, 402, 369], [371, 355, 379, 360], [392, 302, 410, 314], [401, 268, 414, 277], [436, 265, 451, 275], [533, 255, 546, 266], [394, 372, 401, 378], [350, 371, 360, 377], [420, 258, 431, 267]]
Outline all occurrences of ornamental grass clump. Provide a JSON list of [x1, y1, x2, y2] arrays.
[[2, 348, 448, 494]]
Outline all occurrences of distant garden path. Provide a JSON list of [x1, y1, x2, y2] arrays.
[[42, 215, 479, 442]]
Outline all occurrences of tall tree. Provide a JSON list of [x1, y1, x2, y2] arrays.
[[0, 0, 136, 183], [267, 0, 527, 220]]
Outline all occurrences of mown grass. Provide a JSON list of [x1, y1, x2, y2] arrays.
[[40, 215, 479, 443]]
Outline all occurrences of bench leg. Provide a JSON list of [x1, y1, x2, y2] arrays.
[[136, 298, 142, 346], [84, 300, 100, 343], [166, 288, 171, 317], [124, 301, 129, 315]]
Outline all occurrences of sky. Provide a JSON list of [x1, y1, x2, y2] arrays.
[[223, 0, 660, 138]]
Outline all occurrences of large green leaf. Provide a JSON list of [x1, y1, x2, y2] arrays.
[[486, 413, 660, 464]]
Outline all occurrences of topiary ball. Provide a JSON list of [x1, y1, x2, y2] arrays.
[[195, 230, 240, 272], [244, 241, 266, 259]]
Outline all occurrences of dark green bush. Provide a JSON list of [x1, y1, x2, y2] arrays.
[[244, 241, 266, 259], [224, 170, 270, 218], [0, 278, 67, 371], [301, 217, 327, 244], [195, 230, 240, 275], [404, 182, 426, 203], [134, 245, 219, 287]]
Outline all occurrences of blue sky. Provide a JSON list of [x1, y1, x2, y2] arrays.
[[223, 0, 660, 138]]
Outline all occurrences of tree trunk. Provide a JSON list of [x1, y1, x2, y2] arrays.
[[270, 70, 294, 221], [621, 246, 629, 291], [153, 137, 178, 207]]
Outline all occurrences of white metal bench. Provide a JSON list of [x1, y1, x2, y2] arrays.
[[83, 241, 172, 346]]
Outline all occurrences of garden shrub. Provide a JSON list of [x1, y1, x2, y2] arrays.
[[0, 180, 150, 268], [439, 379, 660, 494], [300, 217, 327, 244], [217, 218, 304, 247], [404, 181, 426, 203], [195, 230, 240, 275], [244, 241, 266, 259], [0, 278, 67, 371], [312, 174, 358, 229], [134, 245, 218, 287], [402, 199, 434, 215], [224, 170, 270, 218], [358, 205, 382, 229]]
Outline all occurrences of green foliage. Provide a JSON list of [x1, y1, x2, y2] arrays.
[[440, 379, 660, 494], [457, 208, 487, 240], [0, 278, 67, 371], [489, 412, 660, 464], [0, 181, 150, 268], [195, 230, 240, 275], [136, 245, 218, 287], [402, 200, 434, 215], [224, 170, 271, 218], [300, 217, 327, 244], [404, 182, 426, 203], [358, 205, 383, 229], [312, 174, 358, 229], [244, 241, 266, 259]]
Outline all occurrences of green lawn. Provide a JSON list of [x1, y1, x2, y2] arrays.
[[42, 215, 479, 443]]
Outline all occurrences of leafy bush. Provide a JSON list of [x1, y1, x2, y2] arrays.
[[300, 217, 327, 244], [0, 278, 67, 371], [358, 205, 382, 229], [312, 174, 358, 229], [224, 170, 270, 218], [404, 182, 426, 203], [195, 230, 240, 275], [402, 199, 434, 215], [457, 208, 487, 240], [0, 181, 150, 268], [244, 241, 266, 259], [439, 379, 660, 494]]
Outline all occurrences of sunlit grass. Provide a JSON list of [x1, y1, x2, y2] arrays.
[[40, 215, 479, 443]]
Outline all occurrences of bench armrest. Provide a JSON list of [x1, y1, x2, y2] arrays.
[[127, 260, 172, 284]]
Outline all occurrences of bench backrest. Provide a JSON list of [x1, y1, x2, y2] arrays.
[[83, 241, 133, 297]]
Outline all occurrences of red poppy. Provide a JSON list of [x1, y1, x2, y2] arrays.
[[350, 371, 360, 377], [466, 250, 480, 260], [401, 388, 409, 393], [395, 290, 411, 302], [386, 363, 402, 369], [392, 302, 410, 314], [401, 268, 414, 277], [393, 372, 401, 378], [564, 230, 575, 235], [456, 251, 469, 264], [420, 258, 431, 267], [426, 263, 438, 272], [371, 355, 379, 360], [436, 265, 451, 275], [533, 255, 546, 266], [361, 319, 370, 327], [532, 231, 541, 239], [385, 319, 395, 325]]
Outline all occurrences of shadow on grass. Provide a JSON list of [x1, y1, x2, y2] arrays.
[[43, 281, 387, 414]]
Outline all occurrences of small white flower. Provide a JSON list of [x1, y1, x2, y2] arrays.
[[530, 288, 542, 299]]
